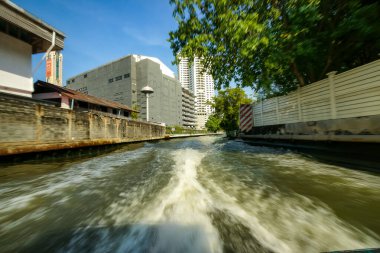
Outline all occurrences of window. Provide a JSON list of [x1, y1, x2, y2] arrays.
[[67, 80, 70, 85], [108, 78, 114, 83], [76, 87, 88, 94], [115, 75, 122, 81], [72, 79, 75, 83], [84, 74, 88, 78], [124, 73, 130, 78]]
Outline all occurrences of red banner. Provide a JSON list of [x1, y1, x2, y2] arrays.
[[46, 58, 52, 78]]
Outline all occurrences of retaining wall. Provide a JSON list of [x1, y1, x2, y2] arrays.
[[0, 93, 165, 156], [241, 114, 380, 143]]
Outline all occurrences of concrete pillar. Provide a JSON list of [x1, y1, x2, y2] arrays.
[[61, 96, 70, 109]]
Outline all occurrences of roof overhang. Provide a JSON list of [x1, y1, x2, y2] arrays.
[[0, 0, 65, 53], [34, 81, 139, 113]]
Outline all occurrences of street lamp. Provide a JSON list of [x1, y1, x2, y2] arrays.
[[141, 85, 154, 121]]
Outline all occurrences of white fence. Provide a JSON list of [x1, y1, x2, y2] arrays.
[[253, 60, 380, 127]]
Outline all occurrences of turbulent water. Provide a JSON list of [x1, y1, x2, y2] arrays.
[[0, 136, 380, 253]]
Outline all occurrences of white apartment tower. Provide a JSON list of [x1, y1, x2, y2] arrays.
[[178, 56, 190, 90], [178, 56, 214, 129], [46, 51, 63, 86]]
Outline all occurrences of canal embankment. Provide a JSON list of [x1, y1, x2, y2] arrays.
[[0, 93, 165, 156], [0, 93, 221, 159], [239, 114, 380, 170], [239, 59, 380, 170]]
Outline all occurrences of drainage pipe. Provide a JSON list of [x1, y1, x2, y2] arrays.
[[32, 31, 56, 76]]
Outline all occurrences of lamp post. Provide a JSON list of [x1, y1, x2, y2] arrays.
[[141, 86, 154, 121]]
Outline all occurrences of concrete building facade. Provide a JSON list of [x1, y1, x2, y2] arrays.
[[0, 0, 65, 97], [181, 87, 196, 128], [178, 56, 190, 90], [46, 51, 63, 86], [178, 56, 214, 129], [67, 55, 182, 126]]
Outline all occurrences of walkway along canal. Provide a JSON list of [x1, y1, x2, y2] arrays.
[[0, 136, 379, 252]]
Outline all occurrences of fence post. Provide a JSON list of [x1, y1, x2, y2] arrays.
[[276, 97, 279, 124], [327, 71, 337, 119], [297, 88, 302, 122]]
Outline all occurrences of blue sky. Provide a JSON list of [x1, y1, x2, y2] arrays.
[[13, 0, 178, 84]]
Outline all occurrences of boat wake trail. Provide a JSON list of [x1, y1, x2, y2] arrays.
[[1, 137, 380, 253], [105, 148, 222, 253]]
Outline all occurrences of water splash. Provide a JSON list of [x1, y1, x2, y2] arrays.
[[1, 137, 380, 253], [107, 148, 222, 253]]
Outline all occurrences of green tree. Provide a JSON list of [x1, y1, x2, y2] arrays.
[[169, 0, 380, 97], [209, 88, 252, 135], [131, 105, 140, 120], [205, 114, 221, 132]]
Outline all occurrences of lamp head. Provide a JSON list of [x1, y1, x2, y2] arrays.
[[141, 86, 154, 94]]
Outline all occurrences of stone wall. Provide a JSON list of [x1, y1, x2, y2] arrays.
[[0, 93, 165, 156]]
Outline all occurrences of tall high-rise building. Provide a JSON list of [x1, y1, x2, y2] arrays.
[[178, 56, 190, 89], [46, 51, 63, 86], [178, 56, 214, 129]]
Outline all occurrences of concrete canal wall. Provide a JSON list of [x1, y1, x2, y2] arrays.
[[0, 93, 165, 156], [241, 114, 380, 143]]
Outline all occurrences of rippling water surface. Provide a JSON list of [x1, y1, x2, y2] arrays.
[[0, 136, 379, 253]]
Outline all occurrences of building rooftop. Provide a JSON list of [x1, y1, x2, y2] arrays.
[[34, 80, 138, 113], [0, 0, 65, 53], [134, 55, 175, 79], [68, 54, 176, 80]]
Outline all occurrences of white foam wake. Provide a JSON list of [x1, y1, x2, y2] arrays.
[[109, 148, 222, 253]]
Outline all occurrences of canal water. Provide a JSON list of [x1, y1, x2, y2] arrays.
[[0, 136, 379, 253]]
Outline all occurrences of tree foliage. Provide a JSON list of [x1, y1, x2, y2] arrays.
[[205, 114, 221, 132], [169, 0, 380, 97], [208, 88, 252, 134], [131, 105, 140, 120]]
